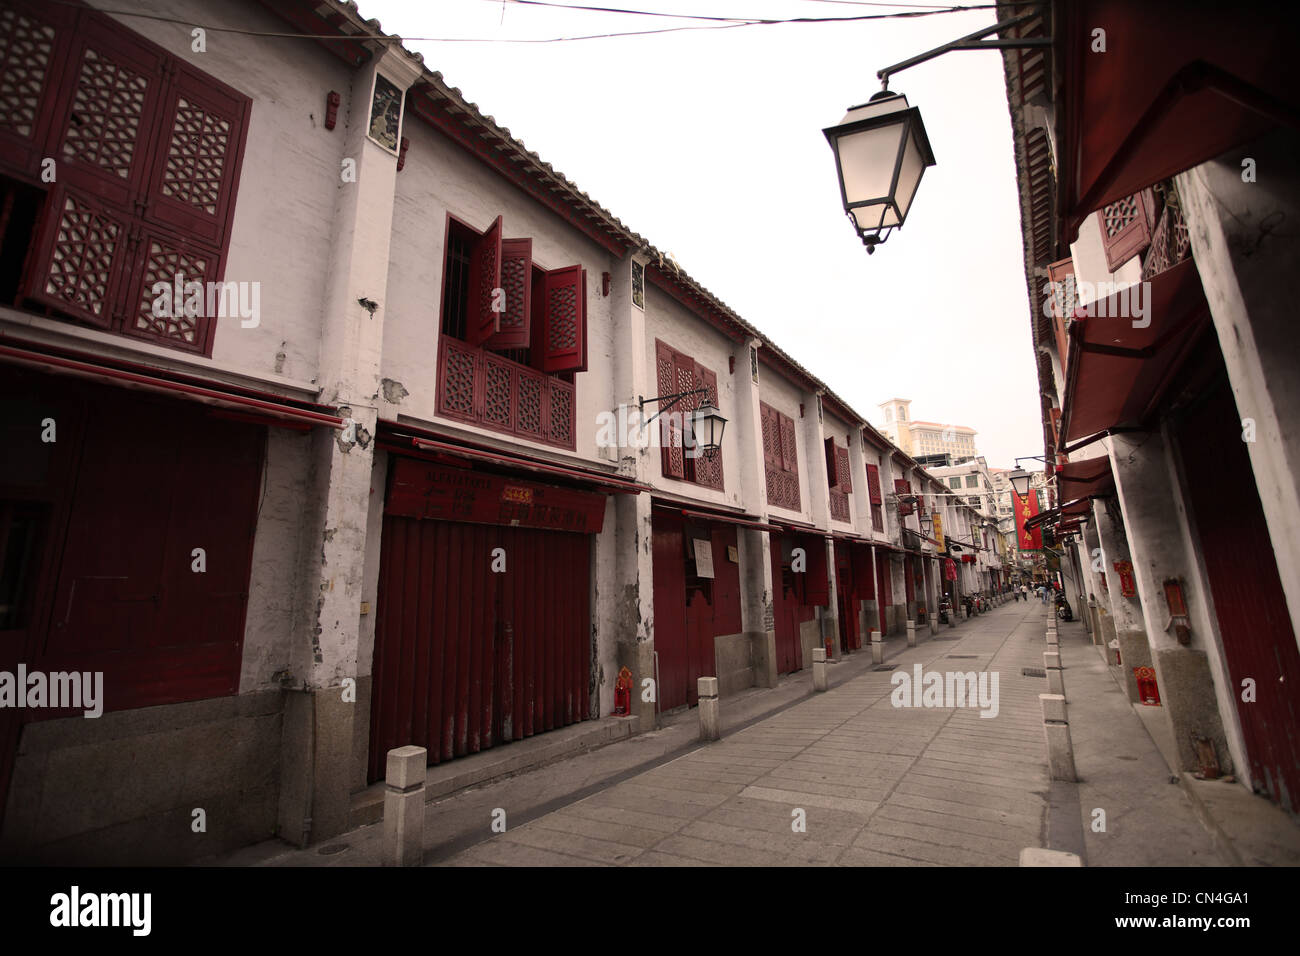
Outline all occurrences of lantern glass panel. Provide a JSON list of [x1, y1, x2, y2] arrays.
[[836, 120, 907, 208], [895, 127, 926, 219]]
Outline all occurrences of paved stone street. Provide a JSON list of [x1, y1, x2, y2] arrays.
[[441, 601, 1064, 867]]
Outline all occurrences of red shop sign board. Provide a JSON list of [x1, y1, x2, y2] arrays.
[[387, 458, 607, 534]]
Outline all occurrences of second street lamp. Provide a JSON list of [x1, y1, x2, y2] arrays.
[[823, 90, 936, 253], [689, 402, 728, 459]]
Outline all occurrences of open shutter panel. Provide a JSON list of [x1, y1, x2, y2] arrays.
[[1046, 257, 1076, 365], [539, 264, 587, 372], [486, 237, 532, 350], [866, 464, 883, 504], [656, 341, 683, 479], [466, 215, 502, 347], [1098, 188, 1156, 272], [824, 437, 838, 491], [836, 445, 851, 493], [141, 59, 251, 247]]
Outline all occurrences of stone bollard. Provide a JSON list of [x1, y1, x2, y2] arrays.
[[698, 676, 720, 741], [1044, 650, 1065, 697], [383, 745, 427, 867], [906, 620, 916, 647], [1046, 627, 1059, 647], [1040, 693, 1077, 781], [869, 629, 883, 665], [1020, 847, 1083, 867], [812, 647, 828, 692]]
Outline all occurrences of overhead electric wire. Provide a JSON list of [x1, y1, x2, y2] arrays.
[[49, 0, 1018, 44]]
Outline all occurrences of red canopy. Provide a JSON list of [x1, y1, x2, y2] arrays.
[[1060, 258, 1210, 444], [1057, 456, 1114, 501]]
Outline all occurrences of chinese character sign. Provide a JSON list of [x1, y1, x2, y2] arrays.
[[1013, 487, 1043, 551]]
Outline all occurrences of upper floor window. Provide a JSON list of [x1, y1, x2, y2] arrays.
[[0, 1, 250, 355], [435, 214, 587, 450], [865, 462, 884, 532], [761, 401, 799, 511], [655, 339, 723, 490], [825, 437, 850, 523]]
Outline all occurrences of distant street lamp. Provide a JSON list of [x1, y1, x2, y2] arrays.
[[823, 91, 935, 253]]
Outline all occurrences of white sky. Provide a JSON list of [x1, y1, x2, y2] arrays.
[[360, 0, 1042, 470]]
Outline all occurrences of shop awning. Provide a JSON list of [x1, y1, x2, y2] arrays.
[[1056, 0, 1299, 242], [0, 333, 343, 429], [1025, 497, 1093, 531], [1056, 456, 1114, 501], [776, 520, 830, 538], [679, 508, 780, 532], [1059, 258, 1211, 444], [404, 436, 649, 495]]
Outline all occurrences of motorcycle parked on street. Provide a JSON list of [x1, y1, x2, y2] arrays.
[[1055, 593, 1074, 622]]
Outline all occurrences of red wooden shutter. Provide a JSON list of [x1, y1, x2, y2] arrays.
[[1046, 257, 1076, 365], [779, 412, 797, 476], [487, 237, 532, 350], [141, 59, 251, 247], [694, 364, 724, 490], [866, 464, 883, 504], [0, 0, 74, 176], [760, 403, 777, 469], [895, 478, 914, 516], [466, 215, 502, 346], [539, 264, 587, 372], [49, 11, 167, 211], [836, 444, 852, 493], [1098, 189, 1155, 272], [23, 184, 130, 329], [656, 341, 683, 479]]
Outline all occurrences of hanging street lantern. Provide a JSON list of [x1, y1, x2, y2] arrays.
[[823, 90, 936, 253], [689, 401, 728, 459], [1008, 468, 1033, 499]]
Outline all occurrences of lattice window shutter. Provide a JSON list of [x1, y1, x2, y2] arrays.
[[466, 215, 502, 347], [1098, 189, 1155, 272], [866, 464, 883, 505], [894, 478, 913, 516], [779, 412, 798, 476], [142, 60, 250, 247], [24, 184, 129, 329], [486, 237, 532, 350], [760, 403, 777, 469], [0, 0, 73, 176], [1046, 257, 1076, 365], [836, 445, 851, 493], [656, 341, 683, 479], [539, 264, 587, 372], [51, 13, 166, 212], [695, 364, 724, 490]]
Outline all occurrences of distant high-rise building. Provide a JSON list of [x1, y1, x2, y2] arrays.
[[878, 398, 979, 460]]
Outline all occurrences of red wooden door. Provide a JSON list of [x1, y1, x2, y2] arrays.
[[369, 516, 591, 781], [876, 549, 892, 633], [651, 511, 688, 711], [1175, 378, 1300, 813], [769, 534, 803, 674], [685, 590, 715, 707]]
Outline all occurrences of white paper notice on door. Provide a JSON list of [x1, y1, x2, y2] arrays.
[[693, 538, 714, 578]]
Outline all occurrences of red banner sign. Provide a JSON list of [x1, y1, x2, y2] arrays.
[[386, 458, 607, 533], [1013, 487, 1043, 551], [944, 558, 958, 581], [1112, 560, 1136, 597]]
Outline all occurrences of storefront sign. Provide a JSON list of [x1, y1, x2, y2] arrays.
[[932, 512, 945, 553], [1112, 560, 1137, 597], [386, 459, 607, 533], [693, 538, 714, 578]]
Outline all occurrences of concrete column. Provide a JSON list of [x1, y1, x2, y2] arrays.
[[740, 528, 778, 688], [1177, 129, 1300, 652], [280, 47, 423, 846], [821, 537, 840, 659], [615, 493, 656, 729], [812, 647, 828, 692], [1109, 430, 1241, 778], [698, 677, 720, 741], [1092, 497, 1150, 701], [1040, 693, 1077, 782], [382, 746, 426, 867]]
